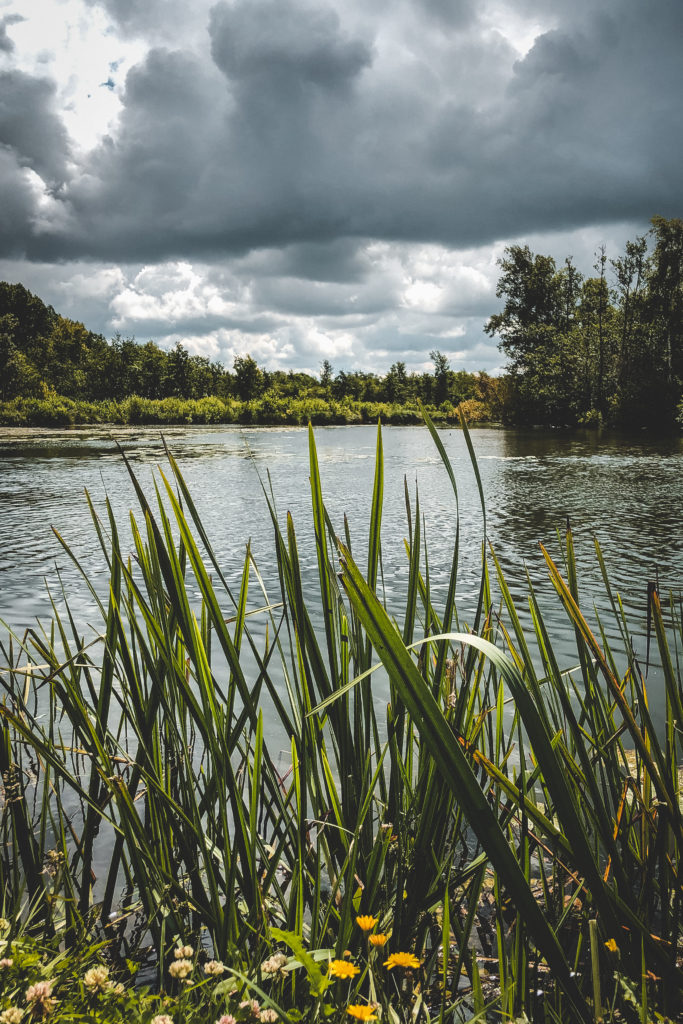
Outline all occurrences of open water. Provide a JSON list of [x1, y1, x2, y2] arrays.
[[1, 423, 682, 731]]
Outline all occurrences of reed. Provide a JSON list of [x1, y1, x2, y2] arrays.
[[0, 411, 681, 1022]]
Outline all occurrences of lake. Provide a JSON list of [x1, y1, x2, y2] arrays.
[[1, 423, 682, 733]]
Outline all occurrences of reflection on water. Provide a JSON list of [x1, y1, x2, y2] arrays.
[[1, 424, 681, 731]]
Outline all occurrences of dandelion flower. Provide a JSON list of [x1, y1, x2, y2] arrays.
[[169, 958, 193, 979], [356, 915, 377, 932], [368, 934, 388, 948], [347, 1005, 378, 1020], [384, 952, 421, 970], [604, 938, 619, 953], [327, 959, 360, 980], [204, 960, 225, 976], [174, 945, 194, 959], [83, 966, 110, 993]]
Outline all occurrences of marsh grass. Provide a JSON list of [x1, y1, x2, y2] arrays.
[[0, 410, 681, 1022]]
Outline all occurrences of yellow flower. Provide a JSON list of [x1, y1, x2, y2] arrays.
[[605, 938, 619, 953], [328, 959, 360, 980], [368, 934, 388, 947], [384, 952, 421, 970], [347, 1005, 378, 1020], [356, 915, 378, 932]]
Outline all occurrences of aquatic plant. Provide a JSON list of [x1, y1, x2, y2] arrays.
[[0, 410, 681, 1021]]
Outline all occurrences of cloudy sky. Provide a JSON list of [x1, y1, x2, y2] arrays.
[[0, 0, 681, 376]]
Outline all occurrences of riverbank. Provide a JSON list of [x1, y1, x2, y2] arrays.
[[0, 394, 494, 428]]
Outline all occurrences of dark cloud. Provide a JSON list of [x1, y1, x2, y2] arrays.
[[239, 240, 371, 284], [1, 0, 682, 372], [210, 0, 372, 89], [0, 150, 39, 254], [82, 0, 205, 41], [0, 13, 23, 53], [0, 70, 70, 185], [13, 0, 676, 265]]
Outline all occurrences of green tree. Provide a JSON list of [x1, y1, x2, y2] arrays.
[[384, 361, 409, 403], [320, 359, 333, 392], [429, 350, 450, 405], [233, 354, 265, 400]]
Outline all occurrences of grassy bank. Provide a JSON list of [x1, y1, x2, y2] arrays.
[[0, 393, 493, 428], [0, 411, 681, 1022]]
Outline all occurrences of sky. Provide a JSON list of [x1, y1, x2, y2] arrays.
[[0, 0, 681, 377]]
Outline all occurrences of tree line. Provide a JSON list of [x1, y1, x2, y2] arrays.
[[486, 215, 683, 427], [0, 282, 502, 420], [1, 215, 682, 428]]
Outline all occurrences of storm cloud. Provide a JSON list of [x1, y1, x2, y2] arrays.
[[0, 0, 680, 371]]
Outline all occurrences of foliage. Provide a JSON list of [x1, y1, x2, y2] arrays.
[[1, 427, 682, 1019], [0, 283, 504, 425], [485, 216, 683, 427]]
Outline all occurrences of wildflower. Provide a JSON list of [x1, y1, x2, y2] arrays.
[[216, 1016, 236, 1024], [259, 1011, 278, 1023], [356, 915, 377, 932], [0, 1009, 23, 1024], [384, 952, 421, 970], [0, 919, 9, 931], [239, 999, 261, 1018], [261, 952, 288, 975], [368, 934, 388, 948], [0, 957, 13, 967], [25, 980, 57, 1014], [174, 944, 194, 959], [327, 959, 360, 980], [204, 960, 226, 976], [83, 965, 110, 993], [347, 1006, 378, 1021], [169, 958, 193, 979], [151, 1016, 174, 1024], [604, 938, 619, 953], [109, 982, 125, 995]]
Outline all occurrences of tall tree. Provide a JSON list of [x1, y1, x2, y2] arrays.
[[430, 350, 450, 405]]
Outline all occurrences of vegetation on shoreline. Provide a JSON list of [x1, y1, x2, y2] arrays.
[[2, 215, 683, 429], [1, 412, 682, 1022], [0, 393, 493, 429]]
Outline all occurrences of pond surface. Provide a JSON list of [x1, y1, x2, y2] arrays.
[[1, 424, 681, 730]]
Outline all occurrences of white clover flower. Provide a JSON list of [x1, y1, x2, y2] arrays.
[[174, 944, 194, 959], [83, 965, 110, 993], [261, 952, 287, 975], [25, 980, 57, 1014], [0, 1008, 23, 1024], [204, 960, 226, 976], [169, 958, 193, 980]]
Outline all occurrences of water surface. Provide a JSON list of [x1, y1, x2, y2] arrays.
[[1, 424, 681, 727]]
